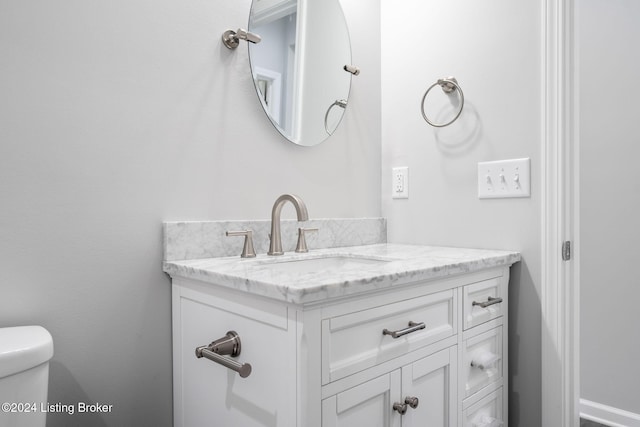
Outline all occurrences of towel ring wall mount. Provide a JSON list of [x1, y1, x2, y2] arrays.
[[421, 77, 464, 127]]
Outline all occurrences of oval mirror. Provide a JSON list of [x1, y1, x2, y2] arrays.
[[248, 0, 353, 146]]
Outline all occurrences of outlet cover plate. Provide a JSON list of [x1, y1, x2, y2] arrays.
[[478, 158, 530, 199], [392, 167, 409, 199]]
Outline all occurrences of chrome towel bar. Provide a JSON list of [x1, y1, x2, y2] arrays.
[[195, 331, 252, 378]]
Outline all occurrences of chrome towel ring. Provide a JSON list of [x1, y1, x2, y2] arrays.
[[421, 77, 464, 127]]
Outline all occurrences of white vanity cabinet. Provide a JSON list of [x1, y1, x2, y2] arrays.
[[170, 265, 511, 427]]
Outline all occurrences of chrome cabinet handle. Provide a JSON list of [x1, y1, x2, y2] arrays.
[[393, 397, 419, 415], [195, 331, 252, 378], [472, 296, 503, 309], [382, 321, 426, 339], [404, 396, 419, 409], [393, 402, 407, 415]]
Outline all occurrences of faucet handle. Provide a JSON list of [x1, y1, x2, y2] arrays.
[[226, 230, 256, 258], [295, 228, 318, 253]]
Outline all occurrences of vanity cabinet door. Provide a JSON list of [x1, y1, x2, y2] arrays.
[[322, 347, 457, 427], [322, 371, 402, 427], [401, 347, 457, 427]]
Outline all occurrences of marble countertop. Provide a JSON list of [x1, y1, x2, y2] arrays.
[[163, 243, 520, 304]]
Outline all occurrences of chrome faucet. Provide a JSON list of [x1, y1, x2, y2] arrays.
[[268, 194, 309, 255]]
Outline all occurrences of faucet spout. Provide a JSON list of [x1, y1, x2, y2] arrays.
[[268, 194, 309, 255]]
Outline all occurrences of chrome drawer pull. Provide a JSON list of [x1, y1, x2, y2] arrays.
[[382, 321, 426, 339], [195, 331, 252, 378], [472, 296, 503, 309]]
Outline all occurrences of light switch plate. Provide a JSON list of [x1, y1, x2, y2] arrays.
[[478, 158, 530, 199], [392, 167, 409, 199]]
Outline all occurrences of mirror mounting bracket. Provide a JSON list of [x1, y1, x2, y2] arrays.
[[222, 28, 262, 49], [343, 65, 361, 76]]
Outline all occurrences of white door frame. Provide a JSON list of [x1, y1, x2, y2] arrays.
[[542, 0, 580, 426]]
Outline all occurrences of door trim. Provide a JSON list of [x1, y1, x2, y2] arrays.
[[542, 0, 579, 426]]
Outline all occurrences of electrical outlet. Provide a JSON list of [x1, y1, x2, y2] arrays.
[[392, 167, 409, 199], [478, 158, 531, 199]]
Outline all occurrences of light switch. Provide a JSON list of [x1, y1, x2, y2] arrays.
[[478, 158, 530, 199]]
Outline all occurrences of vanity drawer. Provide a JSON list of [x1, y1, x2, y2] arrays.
[[463, 387, 504, 427], [462, 326, 503, 399], [463, 278, 505, 330], [322, 289, 456, 384]]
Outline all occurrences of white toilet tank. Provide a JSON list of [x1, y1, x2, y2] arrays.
[[0, 326, 54, 427]]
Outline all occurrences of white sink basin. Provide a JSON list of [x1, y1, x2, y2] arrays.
[[257, 255, 391, 274]]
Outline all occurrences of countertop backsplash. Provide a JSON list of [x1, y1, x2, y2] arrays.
[[163, 218, 387, 261]]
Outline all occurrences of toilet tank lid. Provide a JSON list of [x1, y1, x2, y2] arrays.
[[0, 326, 54, 379]]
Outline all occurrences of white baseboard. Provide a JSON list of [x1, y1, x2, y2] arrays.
[[581, 399, 640, 427]]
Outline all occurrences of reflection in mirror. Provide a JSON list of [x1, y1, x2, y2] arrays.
[[324, 99, 347, 135], [248, 0, 352, 146]]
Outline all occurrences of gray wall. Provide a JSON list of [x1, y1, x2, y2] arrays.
[[1, 1, 560, 425], [380, 1, 542, 426], [579, 0, 640, 416], [0, 0, 380, 425]]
